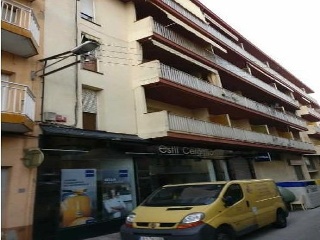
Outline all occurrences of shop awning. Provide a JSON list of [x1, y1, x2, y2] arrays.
[[40, 124, 146, 143]]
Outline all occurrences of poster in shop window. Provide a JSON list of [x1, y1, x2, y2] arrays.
[[102, 169, 132, 220], [60, 169, 97, 228]]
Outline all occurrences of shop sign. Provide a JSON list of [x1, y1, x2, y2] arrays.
[[157, 145, 221, 158]]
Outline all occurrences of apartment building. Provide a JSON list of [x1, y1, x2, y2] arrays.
[[27, 0, 320, 239], [1, 0, 44, 239]]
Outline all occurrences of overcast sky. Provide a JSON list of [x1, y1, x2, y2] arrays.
[[199, 0, 320, 104]]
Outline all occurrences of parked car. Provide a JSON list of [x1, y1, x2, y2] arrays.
[[120, 179, 288, 240]]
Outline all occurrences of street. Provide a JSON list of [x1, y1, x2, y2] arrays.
[[86, 207, 320, 240]]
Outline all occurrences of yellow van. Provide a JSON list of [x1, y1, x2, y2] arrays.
[[120, 179, 288, 240]]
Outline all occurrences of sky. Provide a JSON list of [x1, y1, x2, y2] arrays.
[[199, 0, 320, 104]]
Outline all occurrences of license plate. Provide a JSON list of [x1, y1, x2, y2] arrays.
[[140, 237, 164, 240]]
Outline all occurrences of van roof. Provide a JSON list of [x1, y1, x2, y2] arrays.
[[162, 179, 274, 187]]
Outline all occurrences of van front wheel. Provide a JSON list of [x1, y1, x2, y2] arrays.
[[274, 210, 287, 228], [215, 226, 235, 240]]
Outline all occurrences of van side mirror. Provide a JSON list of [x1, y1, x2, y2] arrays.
[[222, 196, 233, 207]]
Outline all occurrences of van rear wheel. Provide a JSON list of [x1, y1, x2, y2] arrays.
[[215, 226, 235, 240], [274, 210, 287, 228]]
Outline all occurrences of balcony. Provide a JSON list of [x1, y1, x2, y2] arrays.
[[307, 125, 320, 139], [1, 0, 40, 57], [153, 0, 318, 106], [299, 106, 320, 122], [136, 61, 307, 131], [1, 81, 36, 133], [131, 18, 300, 109], [137, 111, 315, 154]]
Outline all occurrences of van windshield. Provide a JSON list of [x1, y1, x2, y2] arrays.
[[142, 184, 225, 207]]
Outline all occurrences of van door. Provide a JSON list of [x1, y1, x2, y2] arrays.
[[222, 184, 257, 235]]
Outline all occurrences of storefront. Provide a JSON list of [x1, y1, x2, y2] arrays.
[[33, 124, 255, 240], [33, 125, 143, 240]]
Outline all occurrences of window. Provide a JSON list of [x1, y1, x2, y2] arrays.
[[82, 88, 98, 130], [223, 184, 243, 205], [80, 0, 94, 21], [81, 33, 100, 72], [293, 165, 304, 180], [305, 158, 317, 171], [1, 74, 10, 111]]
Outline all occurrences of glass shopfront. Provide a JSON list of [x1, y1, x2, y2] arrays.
[[135, 156, 214, 202], [34, 127, 238, 240], [33, 134, 136, 240]]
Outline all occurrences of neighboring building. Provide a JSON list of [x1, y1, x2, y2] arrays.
[[1, 0, 44, 239], [26, 0, 320, 239]]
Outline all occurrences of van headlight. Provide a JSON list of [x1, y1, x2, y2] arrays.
[[125, 213, 136, 228], [177, 212, 205, 229]]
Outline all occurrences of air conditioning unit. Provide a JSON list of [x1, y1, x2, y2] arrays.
[[43, 112, 57, 121]]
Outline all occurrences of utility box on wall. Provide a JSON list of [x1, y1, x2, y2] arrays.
[[43, 112, 56, 121]]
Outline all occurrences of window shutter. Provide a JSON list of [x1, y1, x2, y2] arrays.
[[82, 89, 97, 113]]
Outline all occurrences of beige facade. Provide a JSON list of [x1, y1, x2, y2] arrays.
[[41, 0, 320, 181], [1, 0, 44, 239], [2, 0, 319, 239]]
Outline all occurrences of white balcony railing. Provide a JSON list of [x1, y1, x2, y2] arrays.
[[159, 0, 318, 105], [1, 81, 36, 121], [152, 21, 299, 108], [167, 114, 314, 152], [1, 0, 40, 45], [157, 63, 306, 129]]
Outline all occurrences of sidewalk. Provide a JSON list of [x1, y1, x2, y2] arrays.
[[84, 232, 121, 240]]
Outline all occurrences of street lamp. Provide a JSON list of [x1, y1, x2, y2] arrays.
[[31, 40, 100, 79]]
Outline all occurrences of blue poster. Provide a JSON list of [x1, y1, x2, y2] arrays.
[[60, 169, 97, 228]]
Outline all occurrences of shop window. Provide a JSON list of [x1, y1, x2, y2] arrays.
[[80, 0, 95, 21], [82, 88, 98, 130], [81, 33, 100, 72]]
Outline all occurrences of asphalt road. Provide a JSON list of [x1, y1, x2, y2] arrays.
[[86, 207, 320, 240]]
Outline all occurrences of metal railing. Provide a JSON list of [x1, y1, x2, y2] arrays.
[[158, 63, 306, 128], [159, 0, 317, 105], [167, 114, 314, 151], [1, 0, 40, 45], [1, 80, 36, 121], [153, 21, 299, 108]]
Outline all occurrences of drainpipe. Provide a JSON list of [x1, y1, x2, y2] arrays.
[[72, 0, 80, 127]]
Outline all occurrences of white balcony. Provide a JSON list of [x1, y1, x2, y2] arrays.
[[136, 61, 307, 130], [1, 80, 36, 132], [137, 111, 315, 153], [1, 0, 40, 57]]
